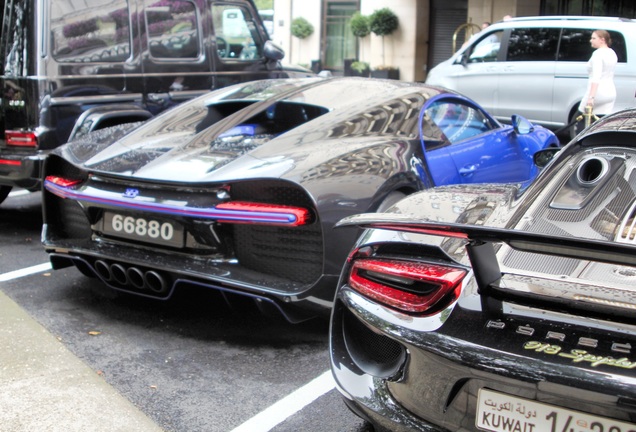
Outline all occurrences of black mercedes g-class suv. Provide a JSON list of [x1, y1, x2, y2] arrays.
[[0, 0, 312, 203]]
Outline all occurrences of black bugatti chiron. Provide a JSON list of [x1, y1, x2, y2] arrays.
[[330, 109, 636, 430], [41, 77, 557, 321]]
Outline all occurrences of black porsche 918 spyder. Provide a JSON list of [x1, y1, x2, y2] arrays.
[[41, 77, 557, 322], [330, 109, 636, 430]]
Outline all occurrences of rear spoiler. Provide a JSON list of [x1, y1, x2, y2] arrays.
[[336, 213, 636, 291]]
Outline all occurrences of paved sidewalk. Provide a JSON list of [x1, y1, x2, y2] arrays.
[[0, 289, 164, 432]]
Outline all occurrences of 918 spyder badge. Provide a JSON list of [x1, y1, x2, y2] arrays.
[[123, 188, 139, 198], [524, 341, 636, 369]]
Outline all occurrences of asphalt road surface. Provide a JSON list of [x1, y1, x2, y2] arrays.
[[0, 189, 372, 432]]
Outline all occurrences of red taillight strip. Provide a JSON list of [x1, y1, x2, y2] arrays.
[[5, 131, 37, 147], [0, 159, 21, 166], [348, 258, 467, 314], [215, 201, 311, 226], [45, 175, 83, 188], [43, 178, 311, 226]]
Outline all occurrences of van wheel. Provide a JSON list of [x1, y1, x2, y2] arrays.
[[0, 186, 11, 204], [377, 191, 407, 212]]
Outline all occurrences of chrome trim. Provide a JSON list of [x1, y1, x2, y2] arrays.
[[49, 94, 143, 106]]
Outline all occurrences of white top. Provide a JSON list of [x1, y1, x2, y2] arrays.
[[579, 46, 618, 115]]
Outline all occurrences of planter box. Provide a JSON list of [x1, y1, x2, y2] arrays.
[[371, 68, 400, 80], [343, 59, 370, 77], [349, 68, 370, 77]]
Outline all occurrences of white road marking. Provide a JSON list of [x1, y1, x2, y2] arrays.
[[230, 370, 336, 432], [0, 262, 52, 282], [2, 261, 335, 430], [8, 189, 30, 198]]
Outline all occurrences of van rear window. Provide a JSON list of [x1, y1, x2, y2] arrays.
[[559, 29, 627, 63], [51, 0, 131, 63]]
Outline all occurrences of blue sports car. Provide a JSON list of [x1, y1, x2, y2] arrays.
[[41, 77, 558, 321]]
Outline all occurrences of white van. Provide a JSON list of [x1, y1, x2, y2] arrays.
[[426, 16, 636, 137]]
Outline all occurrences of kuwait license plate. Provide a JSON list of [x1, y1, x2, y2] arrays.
[[477, 389, 636, 432], [102, 212, 185, 248]]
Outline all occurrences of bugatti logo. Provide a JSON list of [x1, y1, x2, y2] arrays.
[[123, 188, 139, 198]]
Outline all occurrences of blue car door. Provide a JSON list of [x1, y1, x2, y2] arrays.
[[421, 96, 536, 186]]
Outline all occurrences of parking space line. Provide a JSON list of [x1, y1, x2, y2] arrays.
[[8, 189, 30, 198], [0, 262, 52, 282], [230, 370, 335, 432]]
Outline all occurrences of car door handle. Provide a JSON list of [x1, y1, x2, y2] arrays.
[[459, 164, 478, 176]]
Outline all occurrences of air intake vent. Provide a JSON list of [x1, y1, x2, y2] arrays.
[[617, 200, 636, 244]]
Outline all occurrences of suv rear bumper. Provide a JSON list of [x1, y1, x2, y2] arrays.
[[0, 151, 46, 190]]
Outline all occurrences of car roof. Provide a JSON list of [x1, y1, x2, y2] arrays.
[[487, 15, 636, 29]]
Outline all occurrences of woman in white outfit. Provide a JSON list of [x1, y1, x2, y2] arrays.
[[579, 29, 618, 116]]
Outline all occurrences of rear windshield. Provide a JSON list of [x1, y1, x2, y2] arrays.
[[51, 0, 131, 63]]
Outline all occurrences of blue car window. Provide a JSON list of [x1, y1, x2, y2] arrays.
[[425, 101, 494, 145]]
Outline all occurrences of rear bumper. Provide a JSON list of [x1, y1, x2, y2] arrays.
[[330, 288, 636, 431], [0, 150, 46, 190], [44, 231, 337, 322]]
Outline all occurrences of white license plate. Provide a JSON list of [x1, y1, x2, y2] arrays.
[[477, 388, 636, 432], [102, 212, 184, 248]]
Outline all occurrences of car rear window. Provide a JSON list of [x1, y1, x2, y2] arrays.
[[51, 0, 131, 63]]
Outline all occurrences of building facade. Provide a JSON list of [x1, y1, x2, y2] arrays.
[[270, 0, 636, 82]]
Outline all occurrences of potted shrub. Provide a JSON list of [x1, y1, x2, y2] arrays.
[[290, 17, 314, 64], [350, 60, 370, 77], [369, 8, 400, 80], [349, 12, 370, 74]]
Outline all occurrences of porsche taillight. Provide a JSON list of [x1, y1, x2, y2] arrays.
[[348, 258, 467, 314], [5, 130, 37, 147]]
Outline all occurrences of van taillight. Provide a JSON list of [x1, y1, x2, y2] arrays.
[[5, 131, 37, 147], [348, 258, 467, 314]]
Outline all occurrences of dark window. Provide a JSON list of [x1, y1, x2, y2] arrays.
[[506, 28, 560, 61], [145, 0, 199, 59], [2, 0, 30, 76], [559, 28, 627, 63], [51, 0, 131, 63]]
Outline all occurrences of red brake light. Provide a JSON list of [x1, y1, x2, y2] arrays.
[[215, 201, 311, 226], [5, 131, 37, 147], [0, 159, 21, 166], [348, 258, 467, 314], [45, 175, 83, 188]]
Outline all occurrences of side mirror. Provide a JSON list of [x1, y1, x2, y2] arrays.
[[460, 52, 469, 67], [512, 114, 534, 135], [533, 147, 560, 169], [264, 40, 285, 61]]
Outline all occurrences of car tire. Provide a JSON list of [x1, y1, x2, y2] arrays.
[[0, 186, 12, 204]]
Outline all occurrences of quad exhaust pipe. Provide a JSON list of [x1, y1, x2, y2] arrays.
[[93, 260, 168, 293]]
